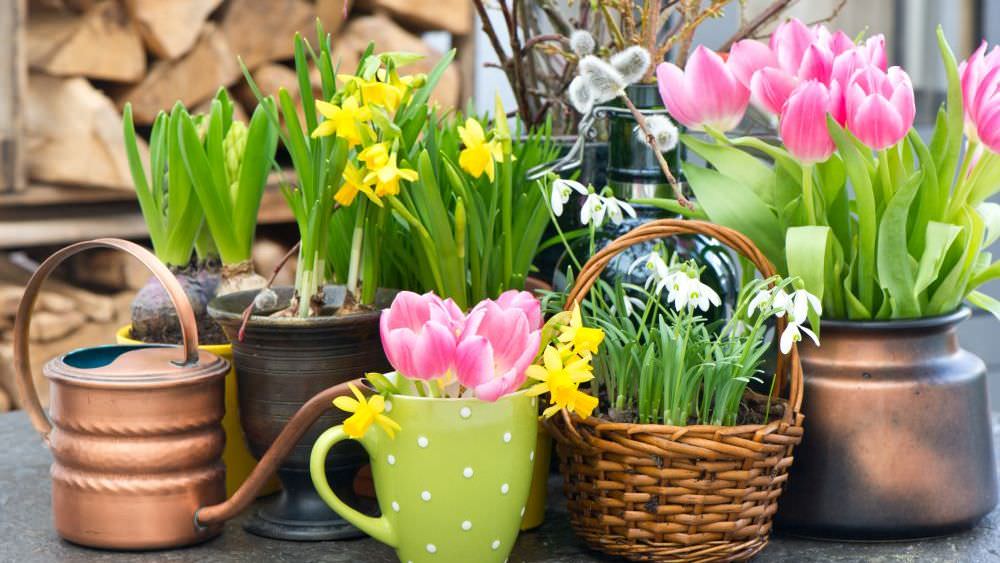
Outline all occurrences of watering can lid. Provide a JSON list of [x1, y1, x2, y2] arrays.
[[48, 344, 229, 388]]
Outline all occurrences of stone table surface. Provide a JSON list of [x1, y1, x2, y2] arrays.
[[2, 411, 999, 563]]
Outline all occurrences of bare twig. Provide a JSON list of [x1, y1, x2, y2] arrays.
[[618, 93, 692, 209], [719, 0, 796, 51], [237, 240, 301, 342]]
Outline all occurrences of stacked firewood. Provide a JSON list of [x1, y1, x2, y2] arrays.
[[0, 238, 296, 412], [23, 0, 469, 191]]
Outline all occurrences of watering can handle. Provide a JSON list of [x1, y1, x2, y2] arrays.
[[13, 238, 200, 441]]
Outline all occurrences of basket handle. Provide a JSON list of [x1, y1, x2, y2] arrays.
[[564, 219, 803, 416], [13, 239, 200, 442]]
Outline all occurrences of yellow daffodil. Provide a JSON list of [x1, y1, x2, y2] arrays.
[[311, 97, 371, 146], [335, 162, 383, 207], [338, 75, 405, 112], [333, 382, 401, 439], [458, 118, 504, 181], [359, 142, 391, 171], [526, 345, 599, 419], [558, 303, 605, 356], [363, 151, 418, 197]]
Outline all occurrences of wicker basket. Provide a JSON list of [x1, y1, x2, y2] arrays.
[[544, 219, 805, 562]]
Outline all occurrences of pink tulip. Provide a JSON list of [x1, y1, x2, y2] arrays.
[[750, 66, 801, 115], [959, 41, 1000, 152], [771, 18, 817, 77], [817, 28, 857, 58], [780, 80, 836, 164], [844, 66, 915, 150], [380, 291, 460, 381], [454, 299, 541, 402], [656, 45, 750, 131], [493, 290, 543, 330], [729, 39, 777, 88]]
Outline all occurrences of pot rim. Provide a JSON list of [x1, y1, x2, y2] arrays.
[[819, 306, 971, 331], [362, 384, 532, 405], [208, 286, 384, 328]]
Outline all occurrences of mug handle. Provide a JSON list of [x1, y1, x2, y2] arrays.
[[310, 426, 398, 548]]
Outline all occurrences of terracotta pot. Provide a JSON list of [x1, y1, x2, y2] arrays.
[[777, 308, 998, 539], [209, 286, 392, 541]]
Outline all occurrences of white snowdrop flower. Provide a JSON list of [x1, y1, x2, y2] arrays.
[[789, 289, 822, 323], [630, 251, 671, 293], [747, 288, 773, 318], [568, 75, 594, 114], [780, 321, 819, 354], [665, 272, 692, 311], [667, 271, 719, 312], [569, 29, 596, 57], [603, 194, 637, 225], [578, 56, 627, 104], [639, 115, 679, 152], [687, 278, 721, 312], [580, 192, 606, 226], [609, 46, 651, 86], [771, 290, 792, 318], [550, 178, 587, 217]]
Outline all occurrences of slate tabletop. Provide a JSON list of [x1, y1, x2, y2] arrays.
[[1, 411, 998, 563]]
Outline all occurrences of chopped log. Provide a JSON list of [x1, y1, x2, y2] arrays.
[[0, 254, 120, 323], [29, 311, 86, 342], [221, 0, 314, 70], [252, 238, 296, 288], [26, 73, 140, 189], [117, 24, 241, 124], [27, 1, 145, 82], [234, 63, 299, 114], [0, 0, 26, 193], [357, 0, 471, 35], [315, 0, 349, 38], [67, 248, 149, 291], [125, 0, 222, 60], [0, 286, 20, 316], [0, 387, 10, 413], [332, 15, 461, 109]]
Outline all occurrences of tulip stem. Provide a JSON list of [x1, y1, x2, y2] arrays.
[[801, 164, 817, 225], [618, 92, 693, 210]]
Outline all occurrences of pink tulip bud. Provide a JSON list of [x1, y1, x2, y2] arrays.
[[750, 67, 799, 115], [771, 18, 818, 76], [455, 299, 541, 402], [380, 291, 461, 381], [493, 290, 543, 330], [656, 45, 750, 131], [780, 80, 836, 164], [729, 39, 777, 88], [959, 41, 1000, 153], [844, 65, 915, 150]]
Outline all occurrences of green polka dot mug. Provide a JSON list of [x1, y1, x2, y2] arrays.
[[310, 389, 538, 562]]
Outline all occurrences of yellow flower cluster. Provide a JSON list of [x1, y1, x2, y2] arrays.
[[526, 304, 604, 419], [334, 382, 401, 439], [458, 119, 505, 181], [310, 71, 420, 208]]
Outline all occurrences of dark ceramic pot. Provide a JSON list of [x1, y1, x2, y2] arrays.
[[777, 308, 998, 539], [209, 286, 392, 541]]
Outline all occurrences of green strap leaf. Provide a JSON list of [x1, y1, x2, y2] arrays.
[[914, 221, 962, 296], [681, 134, 775, 205], [682, 163, 785, 271], [876, 171, 923, 317], [967, 290, 1000, 321], [786, 226, 831, 304]]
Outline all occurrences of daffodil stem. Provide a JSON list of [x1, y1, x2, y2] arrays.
[[346, 198, 367, 298], [619, 93, 691, 209]]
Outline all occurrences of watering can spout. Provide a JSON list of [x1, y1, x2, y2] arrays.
[[194, 379, 362, 528]]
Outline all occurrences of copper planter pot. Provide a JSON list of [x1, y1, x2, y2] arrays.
[[209, 287, 391, 541], [777, 308, 998, 539]]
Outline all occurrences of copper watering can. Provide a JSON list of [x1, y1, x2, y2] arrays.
[[15, 239, 360, 550]]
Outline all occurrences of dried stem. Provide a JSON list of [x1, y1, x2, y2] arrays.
[[618, 93, 691, 209]]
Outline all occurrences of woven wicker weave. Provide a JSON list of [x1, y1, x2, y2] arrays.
[[544, 219, 805, 562]]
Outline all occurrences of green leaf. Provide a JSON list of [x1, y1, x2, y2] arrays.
[[929, 206, 985, 314], [681, 134, 774, 205], [977, 202, 1000, 247], [786, 226, 831, 304], [828, 116, 878, 309], [967, 290, 1000, 321], [936, 27, 964, 191], [232, 102, 279, 259], [123, 105, 166, 257], [876, 171, 923, 317], [913, 221, 963, 297], [682, 164, 785, 270]]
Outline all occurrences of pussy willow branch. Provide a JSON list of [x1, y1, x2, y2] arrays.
[[618, 93, 692, 209]]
